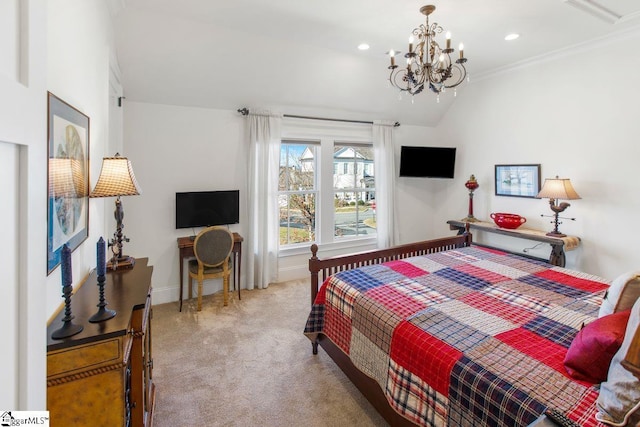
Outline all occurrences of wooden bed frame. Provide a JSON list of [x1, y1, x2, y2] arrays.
[[307, 231, 640, 426], [308, 232, 472, 426]]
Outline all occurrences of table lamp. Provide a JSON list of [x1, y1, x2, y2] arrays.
[[536, 176, 580, 237], [90, 153, 142, 270], [461, 174, 479, 222]]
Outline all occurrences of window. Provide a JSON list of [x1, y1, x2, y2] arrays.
[[278, 124, 376, 251], [278, 142, 317, 246], [333, 144, 376, 239]]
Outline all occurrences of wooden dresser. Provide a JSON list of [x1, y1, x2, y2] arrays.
[[47, 258, 155, 426]]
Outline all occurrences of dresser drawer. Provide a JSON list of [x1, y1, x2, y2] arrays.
[[48, 337, 124, 378]]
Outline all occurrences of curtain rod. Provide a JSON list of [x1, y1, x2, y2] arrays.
[[237, 108, 400, 127]]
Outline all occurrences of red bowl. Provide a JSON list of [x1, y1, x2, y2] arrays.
[[490, 212, 526, 229]]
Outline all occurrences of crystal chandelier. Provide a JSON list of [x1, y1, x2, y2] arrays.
[[388, 5, 468, 101]]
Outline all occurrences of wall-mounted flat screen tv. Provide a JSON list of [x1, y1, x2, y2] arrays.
[[175, 190, 240, 229], [399, 146, 457, 178]]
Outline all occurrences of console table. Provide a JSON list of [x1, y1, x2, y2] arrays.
[[447, 219, 580, 267], [177, 232, 243, 311], [47, 258, 154, 427]]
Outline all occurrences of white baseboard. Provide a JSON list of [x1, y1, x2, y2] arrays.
[[151, 280, 235, 306], [153, 264, 308, 306], [277, 264, 308, 283]]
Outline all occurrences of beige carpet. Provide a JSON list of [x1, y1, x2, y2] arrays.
[[151, 279, 388, 426]]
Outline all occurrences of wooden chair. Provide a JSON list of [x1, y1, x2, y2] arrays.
[[188, 226, 234, 310]]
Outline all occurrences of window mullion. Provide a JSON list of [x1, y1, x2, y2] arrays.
[[319, 137, 334, 244]]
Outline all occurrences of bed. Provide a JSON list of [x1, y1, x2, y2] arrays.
[[304, 232, 640, 427]]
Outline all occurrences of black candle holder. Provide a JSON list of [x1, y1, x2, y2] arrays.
[[89, 273, 116, 323], [51, 280, 83, 340]]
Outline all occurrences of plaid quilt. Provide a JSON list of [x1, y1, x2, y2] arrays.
[[304, 246, 611, 427]]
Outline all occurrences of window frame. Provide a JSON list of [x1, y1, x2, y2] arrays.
[[278, 120, 376, 256]]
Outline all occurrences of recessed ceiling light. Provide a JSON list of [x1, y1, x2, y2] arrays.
[[505, 33, 520, 41], [358, 43, 370, 50]]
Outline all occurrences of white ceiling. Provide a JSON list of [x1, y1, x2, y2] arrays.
[[111, 0, 640, 126]]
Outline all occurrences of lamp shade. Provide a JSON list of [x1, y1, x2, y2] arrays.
[[536, 177, 581, 200], [48, 157, 87, 198], [89, 154, 142, 198]]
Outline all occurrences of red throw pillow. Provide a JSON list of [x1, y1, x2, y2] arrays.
[[564, 309, 631, 383]]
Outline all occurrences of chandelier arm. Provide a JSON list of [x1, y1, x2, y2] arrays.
[[443, 64, 467, 89]]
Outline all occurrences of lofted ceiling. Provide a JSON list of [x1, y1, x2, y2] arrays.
[[111, 0, 640, 126]]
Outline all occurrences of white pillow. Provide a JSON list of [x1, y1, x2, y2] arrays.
[[596, 297, 640, 426], [599, 272, 640, 318]]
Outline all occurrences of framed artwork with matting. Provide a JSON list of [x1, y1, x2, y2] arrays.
[[47, 92, 90, 274], [495, 164, 541, 198]]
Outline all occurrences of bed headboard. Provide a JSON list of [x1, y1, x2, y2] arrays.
[[622, 327, 640, 379]]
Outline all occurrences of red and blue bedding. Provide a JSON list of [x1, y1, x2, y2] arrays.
[[304, 246, 610, 426]]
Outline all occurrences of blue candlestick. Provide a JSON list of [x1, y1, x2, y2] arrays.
[[97, 237, 106, 277], [89, 237, 116, 323], [52, 242, 83, 339], [61, 244, 72, 287]]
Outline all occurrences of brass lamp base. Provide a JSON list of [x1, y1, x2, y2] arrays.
[[108, 256, 136, 271], [461, 216, 479, 223]]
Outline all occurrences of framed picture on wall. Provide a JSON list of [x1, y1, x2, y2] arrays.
[[494, 164, 541, 198], [47, 92, 90, 275]]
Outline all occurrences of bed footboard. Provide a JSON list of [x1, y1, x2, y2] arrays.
[[309, 231, 472, 306]]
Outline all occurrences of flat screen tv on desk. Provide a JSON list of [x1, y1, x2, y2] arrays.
[[175, 190, 239, 229]]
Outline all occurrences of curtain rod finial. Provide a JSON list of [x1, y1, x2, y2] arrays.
[[237, 108, 249, 116]]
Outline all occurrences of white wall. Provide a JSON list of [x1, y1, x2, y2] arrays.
[[394, 124, 453, 241], [122, 102, 248, 304], [0, 0, 117, 410], [435, 30, 640, 279], [0, 0, 47, 410]]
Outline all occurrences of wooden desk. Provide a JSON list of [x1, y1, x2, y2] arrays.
[[177, 232, 243, 311], [47, 258, 155, 427], [447, 219, 580, 267]]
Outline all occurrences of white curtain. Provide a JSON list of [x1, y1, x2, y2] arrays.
[[246, 110, 282, 289], [373, 120, 399, 248]]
